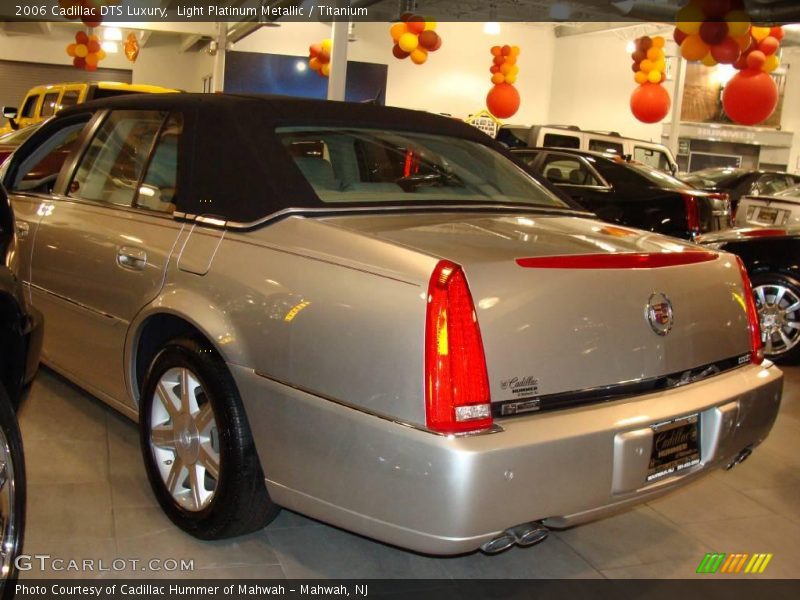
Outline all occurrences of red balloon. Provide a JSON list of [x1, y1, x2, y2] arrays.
[[75, 31, 89, 44], [73, 56, 86, 69], [430, 35, 442, 52], [486, 83, 521, 119], [87, 40, 100, 53], [733, 53, 749, 70], [770, 26, 784, 41], [746, 50, 766, 70], [632, 49, 646, 63], [392, 44, 410, 59], [723, 70, 778, 125], [490, 65, 499, 74], [406, 16, 425, 34], [638, 37, 652, 51], [631, 62, 641, 73], [703, 0, 731, 19], [710, 37, 741, 64], [758, 36, 779, 56], [700, 20, 728, 46], [418, 30, 439, 51], [673, 28, 688, 46], [630, 82, 671, 124]]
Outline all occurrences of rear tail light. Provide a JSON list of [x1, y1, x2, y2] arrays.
[[735, 256, 764, 365], [682, 193, 700, 236], [425, 260, 492, 433], [740, 228, 788, 238]]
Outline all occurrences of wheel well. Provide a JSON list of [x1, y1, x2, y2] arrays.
[[134, 313, 216, 398], [0, 293, 24, 397]]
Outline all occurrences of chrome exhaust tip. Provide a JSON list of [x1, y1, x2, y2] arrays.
[[508, 522, 549, 547], [725, 446, 753, 470], [480, 532, 517, 554]]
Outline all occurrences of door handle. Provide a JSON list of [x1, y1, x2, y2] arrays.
[[117, 246, 147, 271], [15, 221, 29, 239]]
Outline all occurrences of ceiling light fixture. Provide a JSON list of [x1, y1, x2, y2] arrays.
[[103, 26, 122, 41], [484, 4, 500, 35], [101, 41, 119, 53]]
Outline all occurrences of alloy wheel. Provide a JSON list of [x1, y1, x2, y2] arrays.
[[0, 424, 18, 579], [753, 283, 800, 357], [149, 367, 220, 512]]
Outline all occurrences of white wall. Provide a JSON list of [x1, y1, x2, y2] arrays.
[[131, 37, 213, 92], [547, 29, 667, 143], [0, 27, 132, 70], [231, 21, 555, 123], [781, 48, 800, 174]]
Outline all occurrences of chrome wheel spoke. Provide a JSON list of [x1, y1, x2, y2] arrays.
[[188, 464, 204, 511], [765, 335, 774, 353], [773, 286, 787, 307], [156, 382, 179, 419], [151, 424, 176, 448], [165, 456, 186, 495], [786, 321, 800, 330], [195, 403, 214, 434], [199, 442, 220, 480], [779, 329, 794, 349], [784, 300, 800, 314], [756, 287, 767, 307]]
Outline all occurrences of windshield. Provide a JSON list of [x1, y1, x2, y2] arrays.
[[623, 161, 688, 190], [277, 127, 568, 208], [683, 168, 745, 188]]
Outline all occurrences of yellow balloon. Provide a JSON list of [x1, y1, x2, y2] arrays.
[[97, 49, 106, 60], [648, 69, 662, 83], [634, 71, 648, 85], [751, 26, 770, 42], [700, 52, 717, 67], [75, 44, 88, 58], [410, 48, 428, 64], [321, 63, 330, 76], [398, 32, 419, 52], [321, 38, 332, 51], [505, 74, 517, 84], [654, 58, 666, 72], [423, 18, 436, 30], [510, 45, 520, 56], [510, 64, 519, 76], [652, 36, 665, 49], [763, 54, 780, 73], [309, 57, 321, 71], [640, 59, 653, 73], [725, 11, 751, 37], [676, 4, 704, 34]]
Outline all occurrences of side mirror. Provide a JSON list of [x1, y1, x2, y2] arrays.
[[2, 106, 18, 119]]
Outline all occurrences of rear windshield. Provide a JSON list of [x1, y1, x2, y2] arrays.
[[622, 161, 687, 190], [775, 184, 800, 199], [683, 168, 745, 188], [277, 127, 567, 208]]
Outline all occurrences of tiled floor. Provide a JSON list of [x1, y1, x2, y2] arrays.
[[17, 365, 800, 579]]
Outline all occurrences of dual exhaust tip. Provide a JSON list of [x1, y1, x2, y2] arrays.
[[480, 522, 549, 554]]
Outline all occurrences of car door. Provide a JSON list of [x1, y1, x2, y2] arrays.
[[22, 110, 185, 407], [538, 152, 613, 216]]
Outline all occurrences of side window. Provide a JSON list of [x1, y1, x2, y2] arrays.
[[541, 155, 601, 186], [135, 113, 182, 213], [588, 139, 624, 155], [10, 120, 88, 193], [59, 90, 80, 110], [39, 92, 60, 118], [542, 133, 580, 149], [634, 147, 670, 171], [20, 95, 40, 119], [756, 175, 788, 196], [69, 110, 166, 207]]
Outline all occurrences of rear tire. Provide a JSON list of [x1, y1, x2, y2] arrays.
[[139, 338, 278, 539], [751, 273, 800, 364]]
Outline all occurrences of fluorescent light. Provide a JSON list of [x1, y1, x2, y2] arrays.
[[626, 40, 636, 53], [103, 27, 122, 41], [101, 41, 119, 53], [484, 22, 500, 35]]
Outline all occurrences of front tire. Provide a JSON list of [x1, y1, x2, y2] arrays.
[[0, 383, 25, 599], [751, 273, 800, 363], [139, 338, 278, 539]]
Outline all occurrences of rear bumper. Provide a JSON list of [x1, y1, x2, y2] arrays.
[[233, 362, 782, 555]]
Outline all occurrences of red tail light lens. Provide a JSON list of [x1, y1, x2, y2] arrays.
[[425, 260, 492, 433], [682, 193, 700, 235], [735, 256, 764, 365]]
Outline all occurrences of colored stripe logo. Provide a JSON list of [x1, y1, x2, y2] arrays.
[[696, 553, 773, 574]]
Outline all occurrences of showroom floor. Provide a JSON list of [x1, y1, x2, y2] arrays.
[[17, 365, 800, 580]]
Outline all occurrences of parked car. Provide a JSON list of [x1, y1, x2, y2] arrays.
[[734, 184, 800, 228], [1, 81, 178, 134], [698, 225, 800, 362], [0, 183, 43, 592], [497, 124, 678, 174], [513, 147, 731, 240], [683, 167, 800, 215], [2, 93, 781, 555]]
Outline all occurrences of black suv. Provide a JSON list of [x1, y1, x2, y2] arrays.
[[0, 183, 42, 592]]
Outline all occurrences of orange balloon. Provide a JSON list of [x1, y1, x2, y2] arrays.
[[406, 17, 425, 34], [751, 26, 770, 42], [680, 34, 709, 61], [389, 22, 407, 41], [85, 53, 98, 67], [634, 71, 648, 84], [410, 48, 428, 64], [491, 73, 505, 84], [66, 43, 77, 57], [491, 46, 502, 56], [630, 82, 671, 123], [486, 83, 520, 119]]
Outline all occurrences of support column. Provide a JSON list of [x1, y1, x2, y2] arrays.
[[327, 18, 349, 101], [213, 22, 227, 93], [667, 51, 686, 161]]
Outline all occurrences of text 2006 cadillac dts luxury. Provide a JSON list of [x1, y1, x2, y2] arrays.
[[4, 94, 782, 555]]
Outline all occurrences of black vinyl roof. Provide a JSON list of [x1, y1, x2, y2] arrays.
[[59, 93, 509, 224]]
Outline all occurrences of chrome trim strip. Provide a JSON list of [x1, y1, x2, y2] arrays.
[[29, 283, 121, 322], [253, 370, 504, 437], [175, 204, 593, 231]]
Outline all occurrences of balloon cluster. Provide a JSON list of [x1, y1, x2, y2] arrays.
[[631, 36, 666, 85], [389, 13, 441, 65], [308, 39, 332, 78], [66, 30, 106, 71], [629, 35, 671, 123], [486, 45, 521, 120], [673, 1, 785, 125]]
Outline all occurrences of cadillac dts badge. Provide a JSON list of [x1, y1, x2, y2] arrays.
[[646, 292, 673, 336]]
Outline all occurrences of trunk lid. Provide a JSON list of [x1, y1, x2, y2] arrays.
[[322, 211, 752, 404]]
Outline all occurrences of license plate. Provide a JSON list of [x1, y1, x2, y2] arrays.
[[753, 207, 779, 224], [647, 414, 701, 482]]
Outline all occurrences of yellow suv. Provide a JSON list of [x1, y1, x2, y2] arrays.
[[1, 82, 178, 133]]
